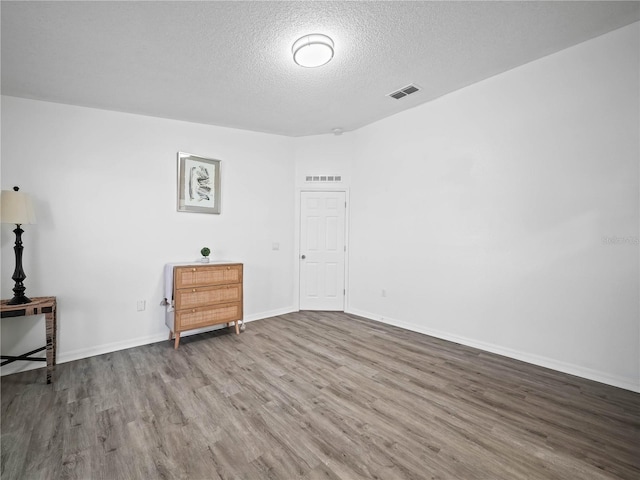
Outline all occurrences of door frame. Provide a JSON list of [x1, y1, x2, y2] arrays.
[[295, 188, 350, 312]]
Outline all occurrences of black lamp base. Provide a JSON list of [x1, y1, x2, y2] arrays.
[[8, 224, 32, 305], [7, 294, 32, 305]]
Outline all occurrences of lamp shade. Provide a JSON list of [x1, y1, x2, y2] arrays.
[[1, 188, 36, 225]]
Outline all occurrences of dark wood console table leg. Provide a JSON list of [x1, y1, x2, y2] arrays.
[[44, 302, 57, 384], [1, 296, 57, 384]]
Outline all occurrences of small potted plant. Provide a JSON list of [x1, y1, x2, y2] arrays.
[[200, 247, 211, 263]]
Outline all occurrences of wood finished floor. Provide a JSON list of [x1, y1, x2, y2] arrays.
[[1, 311, 639, 480]]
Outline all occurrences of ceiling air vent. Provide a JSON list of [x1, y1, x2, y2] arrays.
[[387, 84, 421, 100]]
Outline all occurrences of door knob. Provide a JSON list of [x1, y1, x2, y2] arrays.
[[301, 255, 306, 259]]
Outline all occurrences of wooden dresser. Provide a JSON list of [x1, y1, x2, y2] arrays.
[[166, 262, 243, 349]]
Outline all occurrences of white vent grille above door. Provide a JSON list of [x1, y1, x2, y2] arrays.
[[305, 175, 342, 183]]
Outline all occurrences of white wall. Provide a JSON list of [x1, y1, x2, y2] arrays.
[[292, 133, 354, 309], [348, 23, 640, 391], [293, 133, 354, 190], [1, 97, 296, 374], [2, 23, 638, 391]]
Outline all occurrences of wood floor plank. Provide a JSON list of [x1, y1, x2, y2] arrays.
[[2, 311, 639, 479]]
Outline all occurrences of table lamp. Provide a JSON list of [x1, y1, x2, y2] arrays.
[[1, 186, 37, 304]]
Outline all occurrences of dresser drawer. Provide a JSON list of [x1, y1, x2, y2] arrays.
[[175, 302, 243, 331], [175, 283, 242, 310], [174, 264, 243, 289]]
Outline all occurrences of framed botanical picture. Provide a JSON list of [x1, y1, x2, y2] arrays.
[[177, 152, 221, 214]]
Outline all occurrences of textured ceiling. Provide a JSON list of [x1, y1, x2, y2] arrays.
[[2, 1, 639, 137]]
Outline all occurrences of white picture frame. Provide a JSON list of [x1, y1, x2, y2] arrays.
[[177, 152, 221, 214]]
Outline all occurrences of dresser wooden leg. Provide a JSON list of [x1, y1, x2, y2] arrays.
[[235, 321, 240, 335], [174, 332, 180, 349]]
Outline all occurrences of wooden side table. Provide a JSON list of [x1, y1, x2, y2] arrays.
[[1, 296, 57, 384]]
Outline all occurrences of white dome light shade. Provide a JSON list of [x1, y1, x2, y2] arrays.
[[292, 34, 334, 68]]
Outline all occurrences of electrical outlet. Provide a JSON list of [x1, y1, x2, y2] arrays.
[[137, 300, 146, 311], [381, 289, 387, 297]]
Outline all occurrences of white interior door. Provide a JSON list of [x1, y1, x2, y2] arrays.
[[300, 191, 346, 310]]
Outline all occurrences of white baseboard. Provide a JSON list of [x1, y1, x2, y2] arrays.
[[346, 307, 640, 393], [244, 306, 297, 322], [7, 305, 635, 393], [1, 306, 297, 376], [57, 305, 297, 364], [58, 333, 168, 364]]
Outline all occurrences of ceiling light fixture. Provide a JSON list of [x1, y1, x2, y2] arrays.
[[292, 34, 334, 68]]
